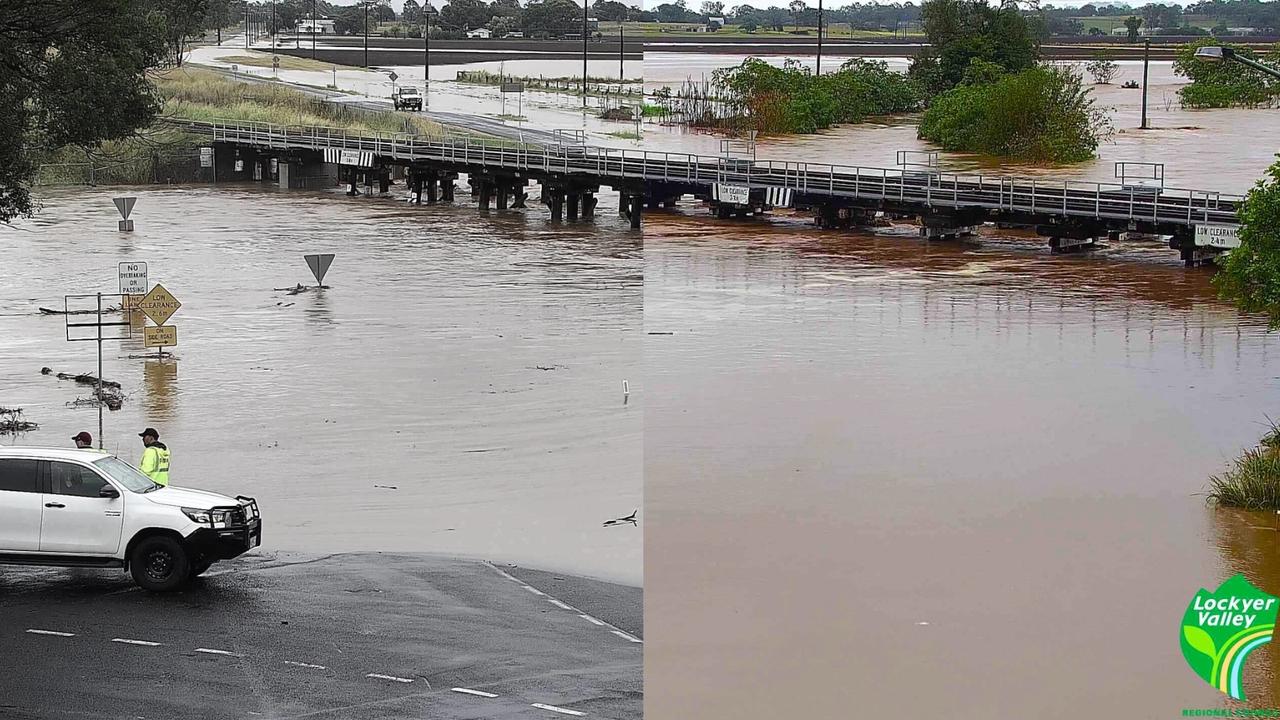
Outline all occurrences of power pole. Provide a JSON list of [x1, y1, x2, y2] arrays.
[[364, 1, 370, 67], [424, 13, 431, 100], [583, 0, 589, 107], [1140, 38, 1150, 129], [312, 0, 317, 58], [816, 0, 823, 75], [619, 22, 624, 80], [271, 0, 276, 55]]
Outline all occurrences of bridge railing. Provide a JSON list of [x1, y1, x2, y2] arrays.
[[187, 120, 1243, 227]]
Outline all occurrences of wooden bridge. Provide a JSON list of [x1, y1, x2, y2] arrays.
[[188, 120, 1244, 265]]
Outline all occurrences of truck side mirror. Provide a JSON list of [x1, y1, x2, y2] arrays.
[[100, 485, 120, 499]]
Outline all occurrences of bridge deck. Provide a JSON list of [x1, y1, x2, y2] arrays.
[[190, 120, 1242, 230]]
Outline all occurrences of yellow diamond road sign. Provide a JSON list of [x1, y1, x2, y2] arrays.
[[138, 283, 181, 326]]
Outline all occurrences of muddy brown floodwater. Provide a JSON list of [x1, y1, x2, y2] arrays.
[[644, 212, 1280, 718], [0, 184, 641, 586]]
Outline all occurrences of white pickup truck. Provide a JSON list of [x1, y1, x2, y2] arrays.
[[0, 447, 261, 592], [392, 86, 423, 111]]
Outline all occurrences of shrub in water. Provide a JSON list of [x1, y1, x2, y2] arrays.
[[917, 63, 1111, 163]]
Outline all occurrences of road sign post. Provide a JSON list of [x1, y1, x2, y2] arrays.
[[138, 283, 182, 359], [304, 253, 335, 286], [64, 292, 131, 449], [113, 197, 137, 232]]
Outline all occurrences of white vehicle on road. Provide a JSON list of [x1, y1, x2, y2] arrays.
[[0, 447, 261, 592]]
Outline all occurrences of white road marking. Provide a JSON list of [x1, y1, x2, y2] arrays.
[[452, 688, 499, 698], [531, 703, 586, 716], [26, 629, 75, 637], [366, 673, 414, 683], [611, 630, 642, 643], [547, 599, 573, 610], [578, 614, 605, 626], [195, 648, 239, 656], [111, 638, 161, 646], [284, 661, 328, 670], [523, 585, 545, 596]]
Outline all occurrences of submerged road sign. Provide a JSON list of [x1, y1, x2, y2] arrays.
[[305, 254, 335, 285], [118, 262, 148, 295], [113, 197, 137, 232], [138, 284, 182, 325], [144, 325, 177, 348], [113, 197, 137, 220]]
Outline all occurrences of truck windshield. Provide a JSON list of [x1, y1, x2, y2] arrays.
[[94, 456, 160, 493]]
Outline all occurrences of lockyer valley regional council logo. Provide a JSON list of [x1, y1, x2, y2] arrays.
[[1181, 574, 1279, 701]]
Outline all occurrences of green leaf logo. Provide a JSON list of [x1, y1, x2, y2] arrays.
[[1180, 574, 1279, 700]]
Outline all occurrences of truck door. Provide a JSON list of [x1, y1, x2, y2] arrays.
[[38, 460, 125, 555], [0, 458, 42, 551]]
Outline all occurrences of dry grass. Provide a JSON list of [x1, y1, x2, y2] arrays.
[[153, 67, 443, 136], [218, 53, 343, 72]]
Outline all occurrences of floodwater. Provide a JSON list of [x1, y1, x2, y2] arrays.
[[643, 208, 1280, 716], [188, 42, 645, 147], [642, 52, 1280, 714], [643, 55, 1280, 194], [0, 184, 641, 586]]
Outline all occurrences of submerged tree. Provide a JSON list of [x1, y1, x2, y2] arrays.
[[1086, 53, 1119, 84]]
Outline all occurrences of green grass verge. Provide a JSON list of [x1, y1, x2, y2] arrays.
[[1209, 423, 1280, 511]]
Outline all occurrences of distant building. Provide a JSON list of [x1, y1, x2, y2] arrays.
[[707, 16, 725, 28], [296, 17, 336, 34], [466, 27, 492, 39]]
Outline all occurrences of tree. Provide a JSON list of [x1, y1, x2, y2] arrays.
[[334, 4, 370, 34], [701, 0, 724, 16], [1086, 53, 1119, 83], [0, 0, 168, 221], [522, 0, 580, 34], [789, 0, 807, 28], [152, 0, 212, 65], [1088, 26, 1103, 35], [741, 18, 757, 31], [1214, 157, 1280, 326], [593, 0, 632, 21], [1124, 14, 1141, 41], [206, 0, 238, 43], [909, 0, 1039, 96], [442, 0, 494, 29], [403, 0, 422, 23]]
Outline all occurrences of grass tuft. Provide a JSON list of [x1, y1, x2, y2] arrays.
[[1209, 427, 1280, 511]]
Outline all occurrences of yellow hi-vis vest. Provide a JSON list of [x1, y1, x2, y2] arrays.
[[140, 445, 171, 486]]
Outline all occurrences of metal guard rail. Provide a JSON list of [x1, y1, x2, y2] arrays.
[[185, 120, 1243, 227]]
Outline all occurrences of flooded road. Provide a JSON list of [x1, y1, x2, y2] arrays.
[[0, 184, 641, 585], [643, 212, 1280, 717]]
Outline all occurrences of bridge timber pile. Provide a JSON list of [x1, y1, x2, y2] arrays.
[[189, 120, 1244, 266]]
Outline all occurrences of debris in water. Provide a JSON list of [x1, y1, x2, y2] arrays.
[[0, 407, 38, 434], [40, 367, 51, 375], [646, 331, 674, 335], [39, 306, 122, 315], [603, 510, 638, 527], [374, 484, 398, 490], [46, 370, 124, 409], [274, 284, 331, 295], [51, 371, 121, 390]]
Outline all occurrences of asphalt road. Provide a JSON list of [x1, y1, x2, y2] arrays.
[[0, 552, 641, 719]]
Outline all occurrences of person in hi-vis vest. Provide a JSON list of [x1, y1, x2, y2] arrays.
[[138, 427, 171, 486]]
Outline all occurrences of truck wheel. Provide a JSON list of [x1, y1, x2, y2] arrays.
[[130, 536, 191, 592]]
